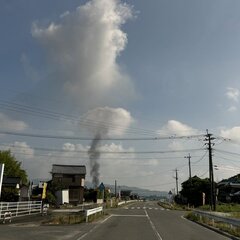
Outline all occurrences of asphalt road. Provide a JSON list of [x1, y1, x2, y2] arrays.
[[0, 201, 230, 240]]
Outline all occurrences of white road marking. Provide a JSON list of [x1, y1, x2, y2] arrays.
[[144, 210, 163, 240], [76, 215, 112, 240]]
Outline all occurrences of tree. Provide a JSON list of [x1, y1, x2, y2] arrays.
[[179, 176, 213, 207], [0, 150, 28, 184]]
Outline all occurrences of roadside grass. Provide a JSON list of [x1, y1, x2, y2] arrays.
[[198, 203, 240, 219], [42, 211, 108, 225], [198, 203, 240, 213], [185, 212, 240, 238], [158, 202, 191, 211]]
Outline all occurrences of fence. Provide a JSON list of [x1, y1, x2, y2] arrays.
[[0, 201, 43, 223], [193, 210, 240, 228], [85, 206, 103, 222]]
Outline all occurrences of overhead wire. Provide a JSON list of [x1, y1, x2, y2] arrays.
[[0, 100, 161, 137], [0, 129, 206, 141], [0, 143, 205, 154]]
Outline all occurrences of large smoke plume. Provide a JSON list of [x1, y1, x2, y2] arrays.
[[83, 107, 133, 187], [30, 0, 135, 185], [88, 134, 101, 187]]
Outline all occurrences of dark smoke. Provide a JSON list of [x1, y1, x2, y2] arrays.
[[88, 133, 101, 188]]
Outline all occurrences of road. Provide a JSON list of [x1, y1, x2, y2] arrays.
[[0, 201, 230, 240]]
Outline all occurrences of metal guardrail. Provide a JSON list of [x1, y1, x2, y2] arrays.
[[193, 210, 240, 228], [0, 201, 43, 223], [85, 206, 103, 222], [117, 200, 137, 206]]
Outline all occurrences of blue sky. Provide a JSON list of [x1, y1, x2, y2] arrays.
[[1, 0, 240, 191]]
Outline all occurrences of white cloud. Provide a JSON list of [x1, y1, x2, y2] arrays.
[[158, 120, 199, 136], [227, 106, 237, 112], [226, 87, 239, 102], [220, 126, 240, 142], [20, 53, 40, 82], [0, 113, 28, 131], [3, 141, 34, 160], [31, 0, 135, 108], [80, 107, 134, 136], [62, 143, 76, 151]]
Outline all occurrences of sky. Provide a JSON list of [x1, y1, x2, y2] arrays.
[[1, 0, 240, 192]]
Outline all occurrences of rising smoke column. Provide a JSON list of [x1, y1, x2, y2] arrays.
[[88, 133, 101, 187], [83, 107, 133, 187]]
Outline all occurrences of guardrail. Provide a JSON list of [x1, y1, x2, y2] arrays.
[[118, 200, 137, 206], [85, 206, 103, 222], [193, 210, 240, 228], [0, 201, 43, 223]]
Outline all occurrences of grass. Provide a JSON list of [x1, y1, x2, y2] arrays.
[[185, 212, 240, 238], [42, 211, 108, 225], [158, 202, 191, 211], [198, 203, 240, 212]]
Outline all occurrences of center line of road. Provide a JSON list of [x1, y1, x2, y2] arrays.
[[144, 210, 163, 240]]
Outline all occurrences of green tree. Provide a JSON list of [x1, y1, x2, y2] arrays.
[[0, 150, 28, 184], [180, 176, 213, 207]]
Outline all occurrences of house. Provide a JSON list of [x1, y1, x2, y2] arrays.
[[51, 164, 86, 204], [218, 174, 240, 203], [1, 177, 30, 201], [1, 176, 21, 201], [120, 190, 132, 200]]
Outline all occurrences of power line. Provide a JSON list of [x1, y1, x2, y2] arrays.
[[215, 148, 240, 157], [0, 130, 206, 141], [138, 181, 176, 188], [0, 100, 160, 137], [0, 144, 204, 154]]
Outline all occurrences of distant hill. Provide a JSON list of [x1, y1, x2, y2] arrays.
[[85, 181, 168, 198]]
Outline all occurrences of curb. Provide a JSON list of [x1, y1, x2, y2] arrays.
[[184, 216, 240, 240]]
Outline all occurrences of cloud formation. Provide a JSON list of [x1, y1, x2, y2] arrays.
[[226, 87, 239, 102], [81, 106, 134, 137], [227, 106, 237, 112], [158, 120, 199, 136], [0, 113, 28, 131], [220, 126, 240, 142], [32, 0, 135, 108]]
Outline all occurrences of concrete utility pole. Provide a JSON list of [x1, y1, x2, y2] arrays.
[[184, 154, 192, 181], [175, 169, 179, 195], [115, 180, 117, 198], [205, 130, 216, 211]]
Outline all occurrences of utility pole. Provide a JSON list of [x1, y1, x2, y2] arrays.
[[184, 153, 192, 181], [174, 169, 179, 195], [115, 180, 117, 198], [205, 130, 216, 211]]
